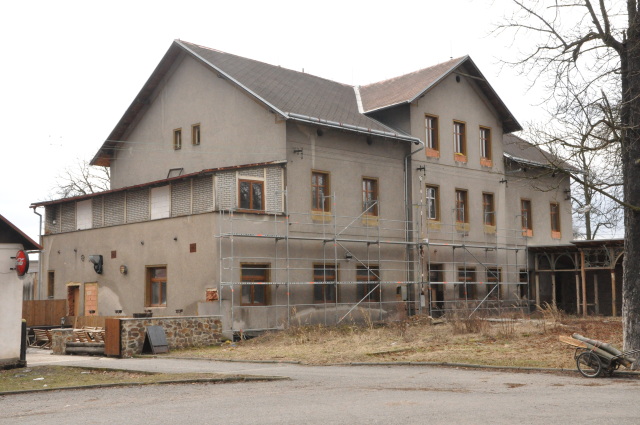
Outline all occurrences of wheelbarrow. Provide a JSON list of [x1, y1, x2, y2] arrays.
[[560, 333, 640, 378]]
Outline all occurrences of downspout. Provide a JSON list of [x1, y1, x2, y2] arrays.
[[31, 206, 43, 300], [404, 139, 425, 315]]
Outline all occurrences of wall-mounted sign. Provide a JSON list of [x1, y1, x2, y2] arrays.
[[15, 250, 29, 276]]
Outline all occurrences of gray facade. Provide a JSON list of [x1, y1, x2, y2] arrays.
[[33, 40, 575, 332]]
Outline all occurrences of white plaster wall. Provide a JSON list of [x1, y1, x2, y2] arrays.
[[0, 244, 24, 366]]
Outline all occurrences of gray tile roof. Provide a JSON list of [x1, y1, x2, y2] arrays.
[[503, 134, 578, 171], [359, 57, 466, 113], [181, 41, 399, 135]]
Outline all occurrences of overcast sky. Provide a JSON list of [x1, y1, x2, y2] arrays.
[[1, 0, 548, 241]]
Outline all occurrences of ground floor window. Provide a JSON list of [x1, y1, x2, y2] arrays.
[[457, 267, 477, 299], [357, 266, 380, 302], [146, 266, 167, 307], [314, 264, 337, 303], [241, 264, 269, 305]]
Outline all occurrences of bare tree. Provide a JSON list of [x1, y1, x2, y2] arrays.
[[51, 159, 110, 199], [497, 0, 640, 352], [526, 87, 624, 240]]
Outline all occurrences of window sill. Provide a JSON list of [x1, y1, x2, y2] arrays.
[[454, 154, 468, 163], [480, 158, 493, 167], [362, 215, 379, 227], [522, 229, 533, 237], [426, 148, 440, 158], [551, 230, 562, 239], [484, 225, 497, 234], [312, 211, 333, 222], [455, 222, 470, 232], [427, 220, 441, 230]]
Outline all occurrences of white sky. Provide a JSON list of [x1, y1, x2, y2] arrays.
[[1, 0, 546, 241]]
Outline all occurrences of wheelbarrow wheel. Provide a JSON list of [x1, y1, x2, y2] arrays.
[[577, 352, 602, 378]]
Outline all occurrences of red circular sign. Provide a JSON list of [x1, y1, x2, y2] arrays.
[[15, 250, 29, 277]]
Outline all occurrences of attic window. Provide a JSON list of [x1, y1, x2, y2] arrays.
[[192, 124, 201, 146], [173, 128, 182, 150]]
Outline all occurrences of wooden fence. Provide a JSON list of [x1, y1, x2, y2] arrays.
[[22, 300, 66, 327], [65, 316, 121, 329]]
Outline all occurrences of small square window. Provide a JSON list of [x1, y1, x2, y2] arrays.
[[190, 243, 197, 253], [173, 129, 182, 150], [192, 124, 201, 146]]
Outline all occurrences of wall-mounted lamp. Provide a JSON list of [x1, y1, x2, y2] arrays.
[[88, 255, 103, 274], [345, 252, 353, 262], [140, 241, 144, 245], [115, 309, 123, 315], [564, 189, 571, 200], [119, 265, 128, 275], [88, 310, 96, 315], [175, 309, 183, 315]]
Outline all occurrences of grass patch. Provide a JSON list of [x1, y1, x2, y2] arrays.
[[0, 366, 249, 393], [170, 315, 624, 369]]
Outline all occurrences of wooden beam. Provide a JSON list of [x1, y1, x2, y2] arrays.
[[575, 272, 581, 315], [594, 273, 599, 315], [581, 250, 587, 317], [611, 268, 617, 317]]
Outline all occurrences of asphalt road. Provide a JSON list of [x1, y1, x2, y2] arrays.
[[1, 352, 640, 424]]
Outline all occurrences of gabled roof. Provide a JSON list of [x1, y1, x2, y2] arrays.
[[0, 213, 42, 250], [503, 134, 579, 172], [359, 56, 522, 134], [91, 40, 420, 166]]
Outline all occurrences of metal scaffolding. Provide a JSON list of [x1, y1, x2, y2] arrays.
[[216, 189, 530, 333]]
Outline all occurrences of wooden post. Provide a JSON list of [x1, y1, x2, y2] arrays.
[[575, 273, 581, 315], [551, 273, 557, 308], [534, 255, 540, 308], [580, 250, 587, 317], [594, 273, 599, 315], [611, 268, 617, 317]]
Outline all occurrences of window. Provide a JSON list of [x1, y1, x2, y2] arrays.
[[146, 266, 167, 307], [455, 189, 468, 223], [173, 128, 182, 150], [239, 180, 264, 211], [426, 185, 439, 220], [482, 193, 495, 226], [480, 127, 492, 162], [453, 121, 466, 158], [428, 264, 444, 283], [47, 271, 55, 299], [486, 268, 501, 300], [192, 124, 201, 146], [241, 264, 269, 305], [76, 199, 92, 230], [150, 185, 170, 219], [550, 202, 561, 237], [313, 264, 337, 303], [519, 269, 529, 299], [362, 178, 378, 216], [312, 171, 330, 212], [357, 266, 380, 302], [521, 199, 533, 236], [457, 267, 477, 299], [425, 115, 439, 154]]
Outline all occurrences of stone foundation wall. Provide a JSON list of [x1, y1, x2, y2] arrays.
[[120, 316, 222, 358], [51, 329, 75, 355]]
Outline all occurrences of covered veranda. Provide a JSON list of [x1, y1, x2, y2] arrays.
[[529, 239, 624, 316]]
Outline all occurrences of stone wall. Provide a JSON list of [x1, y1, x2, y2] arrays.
[[119, 315, 222, 358], [50, 328, 75, 355]]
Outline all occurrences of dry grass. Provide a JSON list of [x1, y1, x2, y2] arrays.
[[172, 314, 624, 369]]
